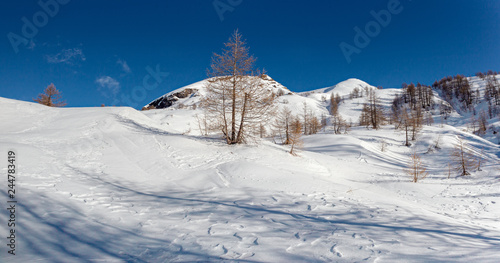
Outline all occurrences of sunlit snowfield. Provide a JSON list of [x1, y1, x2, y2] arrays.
[[1, 77, 499, 262]]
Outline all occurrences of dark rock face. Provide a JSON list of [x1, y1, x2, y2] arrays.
[[143, 88, 198, 110], [173, 88, 198, 99]]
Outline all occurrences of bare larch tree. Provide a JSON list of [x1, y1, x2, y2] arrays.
[[405, 151, 428, 183], [273, 106, 293, 144], [33, 83, 67, 107], [360, 88, 385, 129], [203, 30, 276, 144], [451, 136, 477, 176], [289, 117, 303, 155]]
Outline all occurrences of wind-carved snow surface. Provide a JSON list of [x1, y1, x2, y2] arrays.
[[1, 76, 500, 262]]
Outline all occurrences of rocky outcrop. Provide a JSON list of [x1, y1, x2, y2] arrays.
[[142, 88, 198, 110]]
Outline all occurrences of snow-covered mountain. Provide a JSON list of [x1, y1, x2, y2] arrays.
[[300, 78, 395, 123], [143, 74, 291, 110], [1, 74, 499, 262], [143, 75, 500, 144], [142, 75, 330, 135], [142, 76, 433, 135]]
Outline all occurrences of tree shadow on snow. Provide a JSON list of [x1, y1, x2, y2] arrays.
[[91, 176, 500, 246], [6, 169, 500, 262], [0, 189, 261, 263]]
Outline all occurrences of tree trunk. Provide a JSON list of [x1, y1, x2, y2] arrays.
[[405, 122, 409, 146], [285, 121, 290, 145], [221, 86, 230, 144], [235, 93, 249, 144], [461, 147, 467, 176], [231, 77, 237, 143]]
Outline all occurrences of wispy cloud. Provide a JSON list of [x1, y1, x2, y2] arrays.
[[117, 59, 131, 73], [46, 48, 86, 64], [96, 76, 120, 97]]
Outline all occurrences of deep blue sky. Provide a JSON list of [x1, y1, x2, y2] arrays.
[[1, 0, 499, 108]]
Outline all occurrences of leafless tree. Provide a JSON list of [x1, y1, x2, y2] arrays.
[[302, 102, 309, 135], [299, 102, 321, 135], [410, 107, 423, 141], [331, 112, 348, 134], [202, 30, 276, 144], [395, 107, 412, 146], [451, 136, 477, 176], [330, 93, 339, 115], [476, 147, 486, 171], [350, 87, 361, 99], [395, 106, 422, 146], [359, 88, 385, 129], [273, 106, 293, 144], [468, 115, 478, 134], [289, 117, 303, 155], [360, 103, 370, 128], [477, 110, 488, 136], [308, 115, 322, 135], [439, 101, 451, 124], [33, 83, 67, 107], [195, 113, 211, 136], [321, 114, 328, 132], [330, 95, 337, 116], [405, 151, 429, 183]]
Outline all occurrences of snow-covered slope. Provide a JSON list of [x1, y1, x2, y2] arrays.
[[458, 75, 500, 141], [143, 77, 397, 137], [142, 75, 330, 135], [301, 78, 394, 123], [310, 78, 374, 97], [143, 74, 291, 110], [143, 76, 459, 136], [1, 96, 499, 262], [301, 78, 456, 126]]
